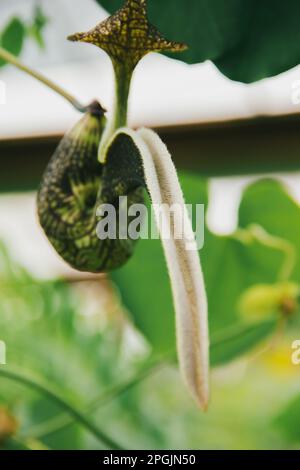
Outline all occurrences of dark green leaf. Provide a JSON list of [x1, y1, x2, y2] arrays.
[[97, 0, 300, 82], [214, 0, 300, 82]]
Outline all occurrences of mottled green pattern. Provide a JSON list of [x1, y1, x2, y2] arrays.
[[68, 0, 186, 132], [37, 0, 185, 274], [37, 106, 145, 273], [68, 0, 186, 71]]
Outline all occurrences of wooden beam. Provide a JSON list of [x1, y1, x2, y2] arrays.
[[1, 113, 300, 192]]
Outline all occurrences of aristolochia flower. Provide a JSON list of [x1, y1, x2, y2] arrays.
[[109, 127, 210, 409], [39, 0, 210, 409]]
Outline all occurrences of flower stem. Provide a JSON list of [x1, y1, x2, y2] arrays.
[[113, 64, 132, 130], [98, 63, 133, 163], [241, 224, 297, 281], [0, 368, 123, 450], [0, 47, 88, 113]]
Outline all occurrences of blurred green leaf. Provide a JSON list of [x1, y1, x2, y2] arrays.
[[0, 368, 121, 450], [0, 238, 296, 449], [210, 319, 276, 367], [112, 236, 174, 354], [202, 229, 285, 335], [274, 395, 300, 443], [29, 399, 81, 450], [97, 0, 300, 82], [239, 179, 300, 280], [27, 6, 49, 49], [0, 18, 25, 68], [0, 242, 133, 449]]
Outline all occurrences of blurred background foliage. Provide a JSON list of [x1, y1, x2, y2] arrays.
[[0, 5, 48, 68], [1, 0, 300, 450], [1, 172, 300, 450]]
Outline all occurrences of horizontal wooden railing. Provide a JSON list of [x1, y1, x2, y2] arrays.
[[1, 113, 300, 192]]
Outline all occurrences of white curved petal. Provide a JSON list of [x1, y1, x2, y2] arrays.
[[106, 127, 210, 409], [138, 128, 209, 410]]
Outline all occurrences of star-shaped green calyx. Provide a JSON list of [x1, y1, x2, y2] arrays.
[[68, 0, 187, 71]]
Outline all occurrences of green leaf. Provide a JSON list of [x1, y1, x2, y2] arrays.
[[239, 179, 300, 280], [98, 0, 248, 65], [202, 229, 285, 335], [0, 18, 26, 67], [214, 0, 300, 82], [210, 320, 276, 367], [27, 6, 49, 49], [112, 231, 175, 353], [274, 395, 300, 443], [97, 0, 300, 82]]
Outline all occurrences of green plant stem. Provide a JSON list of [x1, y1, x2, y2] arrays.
[[25, 360, 165, 439], [249, 224, 296, 281], [113, 64, 132, 130], [0, 47, 87, 113], [99, 63, 133, 162], [0, 368, 123, 450], [235, 224, 297, 281]]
